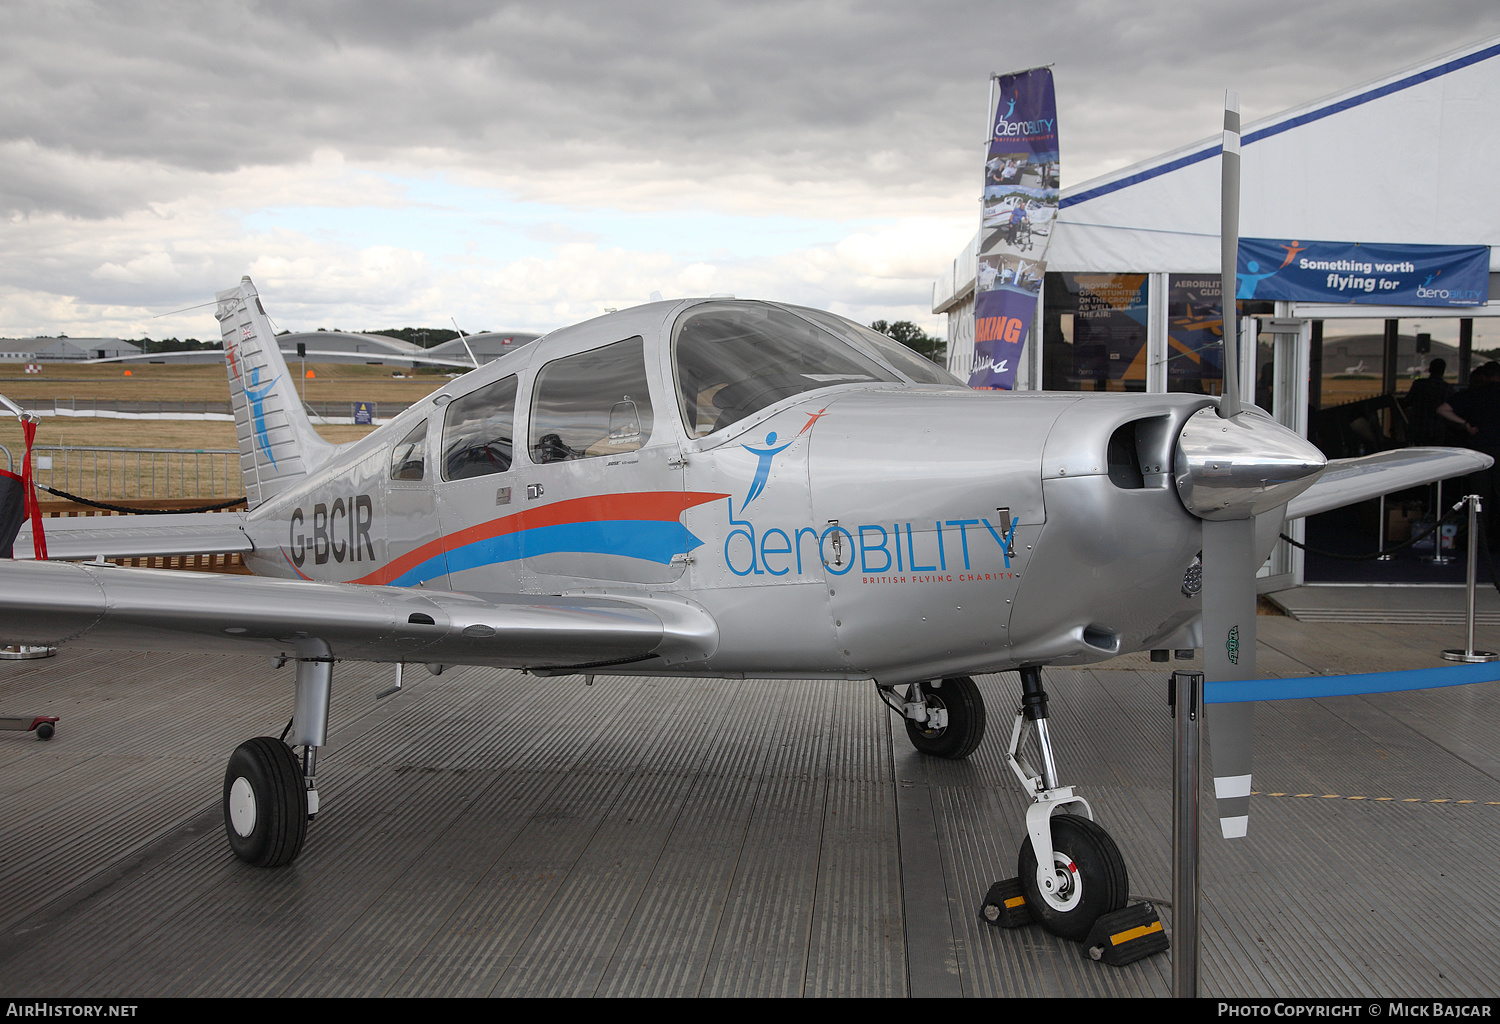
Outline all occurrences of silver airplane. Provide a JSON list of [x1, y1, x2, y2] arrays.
[[1, 277, 1485, 942]]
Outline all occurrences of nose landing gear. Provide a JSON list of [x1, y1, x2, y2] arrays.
[[999, 666, 1129, 941], [1016, 813, 1129, 941]]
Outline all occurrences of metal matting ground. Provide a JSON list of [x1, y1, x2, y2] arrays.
[[1, 617, 1499, 997]]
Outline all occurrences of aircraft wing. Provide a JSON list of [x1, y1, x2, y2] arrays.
[[0, 560, 717, 671], [1283, 448, 1493, 520], [13, 511, 253, 561]]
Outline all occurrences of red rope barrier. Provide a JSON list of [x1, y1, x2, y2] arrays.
[[20, 418, 46, 560]]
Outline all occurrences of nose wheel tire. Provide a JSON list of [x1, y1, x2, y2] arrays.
[[223, 737, 308, 867], [1017, 814, 1128, 941], [904, 675, 986, 760]]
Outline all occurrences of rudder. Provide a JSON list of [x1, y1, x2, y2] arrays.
[[215, 277, 336, 508]]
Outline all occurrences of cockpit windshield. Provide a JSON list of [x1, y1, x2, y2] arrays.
[[673, 301, 900, 437], [787, 307, 965, 387]]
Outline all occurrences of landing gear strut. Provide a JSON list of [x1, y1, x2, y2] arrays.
[[223, 640, 331, 867], [1002, 665, 1127, 940]]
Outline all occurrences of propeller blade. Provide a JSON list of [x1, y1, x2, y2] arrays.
[[1218, 90, 1242, 420], [1202, 517, 1257, 838]]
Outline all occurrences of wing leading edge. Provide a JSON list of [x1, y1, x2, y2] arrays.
[[0, 560, 717, 671], [1284, 448, 1493, 520]]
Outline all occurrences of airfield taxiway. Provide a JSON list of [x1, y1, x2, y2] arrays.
[[1, 617, 1498, 997]]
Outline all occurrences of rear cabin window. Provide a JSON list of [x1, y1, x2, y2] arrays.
[[672, 301, 899, 437], [529, 337, 654, 464], [441, 376, 518, 481], [389, 419, 427, 481]]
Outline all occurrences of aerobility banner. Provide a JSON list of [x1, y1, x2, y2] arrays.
[[969, 67, 1059, 390], [1237, 238, 1490, 307]]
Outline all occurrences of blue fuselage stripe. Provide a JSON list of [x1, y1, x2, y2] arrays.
[[388, 519, 701, 587]]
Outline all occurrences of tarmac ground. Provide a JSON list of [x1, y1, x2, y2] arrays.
[[1, 614, 1498, 997]]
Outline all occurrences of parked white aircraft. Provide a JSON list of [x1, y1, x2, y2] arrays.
[[0, 278, 1484, 942]]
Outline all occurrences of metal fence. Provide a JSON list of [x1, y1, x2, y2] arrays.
[[20, 397, 415, 421], [31, 446, 243, 500]]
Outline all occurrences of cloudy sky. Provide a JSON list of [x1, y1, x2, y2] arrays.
[[2, 0, 1498, 341]]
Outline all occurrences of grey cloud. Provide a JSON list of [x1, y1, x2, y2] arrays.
[[4, 1, 1498, 219]]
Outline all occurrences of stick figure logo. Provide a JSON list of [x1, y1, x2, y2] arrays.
[[740, 431, 793, 507], [245, 367, 281, 468]]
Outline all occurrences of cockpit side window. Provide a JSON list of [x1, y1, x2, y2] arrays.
[[442, 375, 518, 481], [390, 419, 428, 481], [529, 336, 654, 464], [789, 307, 965, 387], [672, 301, 899, 437]]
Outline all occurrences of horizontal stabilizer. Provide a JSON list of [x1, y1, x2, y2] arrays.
[[1284, 448, 1493, 520], [13, 511, 251, 561]]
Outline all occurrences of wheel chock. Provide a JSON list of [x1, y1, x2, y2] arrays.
[[980, 878, 1034, 928], [0, 716, 58, 740], [1082, 902, 1169, 965]]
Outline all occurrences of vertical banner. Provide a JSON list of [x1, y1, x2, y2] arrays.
[[969, 67, 1060, 390]]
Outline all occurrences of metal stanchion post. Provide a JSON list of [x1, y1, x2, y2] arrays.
[[1427, 479, 1453, 565], [1377, 493, 1393, 561], [1170, 669, 1203, 998], [1442, 495, 1498, 663]]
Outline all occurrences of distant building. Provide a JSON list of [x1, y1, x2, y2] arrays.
[[275, 332, 429, 368], [425, 332, 542, 366], [0, 337, 141, 362]]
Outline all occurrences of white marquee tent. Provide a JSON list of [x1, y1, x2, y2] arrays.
[[1050, 35, 1500, 275], [934, 34, 1500, 368]]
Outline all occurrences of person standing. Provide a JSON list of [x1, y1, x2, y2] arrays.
[[1439, 361, 1500, 543], [1407, 358, 1455, 446]]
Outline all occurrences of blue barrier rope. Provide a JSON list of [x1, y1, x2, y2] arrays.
[[1205, 661, 1500, 704]]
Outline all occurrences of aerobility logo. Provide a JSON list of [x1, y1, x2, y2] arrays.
[[722, 497, 1021, 583], [993, 94, 1055, 141], [1416, 270, 1484, 303]]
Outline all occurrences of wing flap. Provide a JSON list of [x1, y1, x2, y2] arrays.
[[14, 511, 253, 560], [1283, 448, 1493, 520], [0, 561, 717, 669]]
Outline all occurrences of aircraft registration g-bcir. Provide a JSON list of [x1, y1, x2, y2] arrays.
[[1, 277, 1488, 942]]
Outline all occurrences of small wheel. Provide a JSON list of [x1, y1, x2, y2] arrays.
[[34, 722, 54, 741], [223, 737, 307, 867], [904, 676, 986, 759], [1017, 814, 1128, 941]]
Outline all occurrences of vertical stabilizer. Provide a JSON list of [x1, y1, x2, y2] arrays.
[[215, 277, 336, 508]]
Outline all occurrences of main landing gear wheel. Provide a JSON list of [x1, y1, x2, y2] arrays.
[[223, 737, 307, 867], [905, 676, 986, 760], [1017, 814, 1128, 941]]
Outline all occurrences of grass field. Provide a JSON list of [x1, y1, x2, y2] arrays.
[[0, 363, 439, 494], [0, 361, 449, 404]]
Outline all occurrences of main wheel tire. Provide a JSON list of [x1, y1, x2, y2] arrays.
[[904, 676, 986, 759], [223, 737, 307, 867], [1016, 814, 1129, 941]]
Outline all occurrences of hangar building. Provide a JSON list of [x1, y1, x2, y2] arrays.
[[0, 337, 142, 362]]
